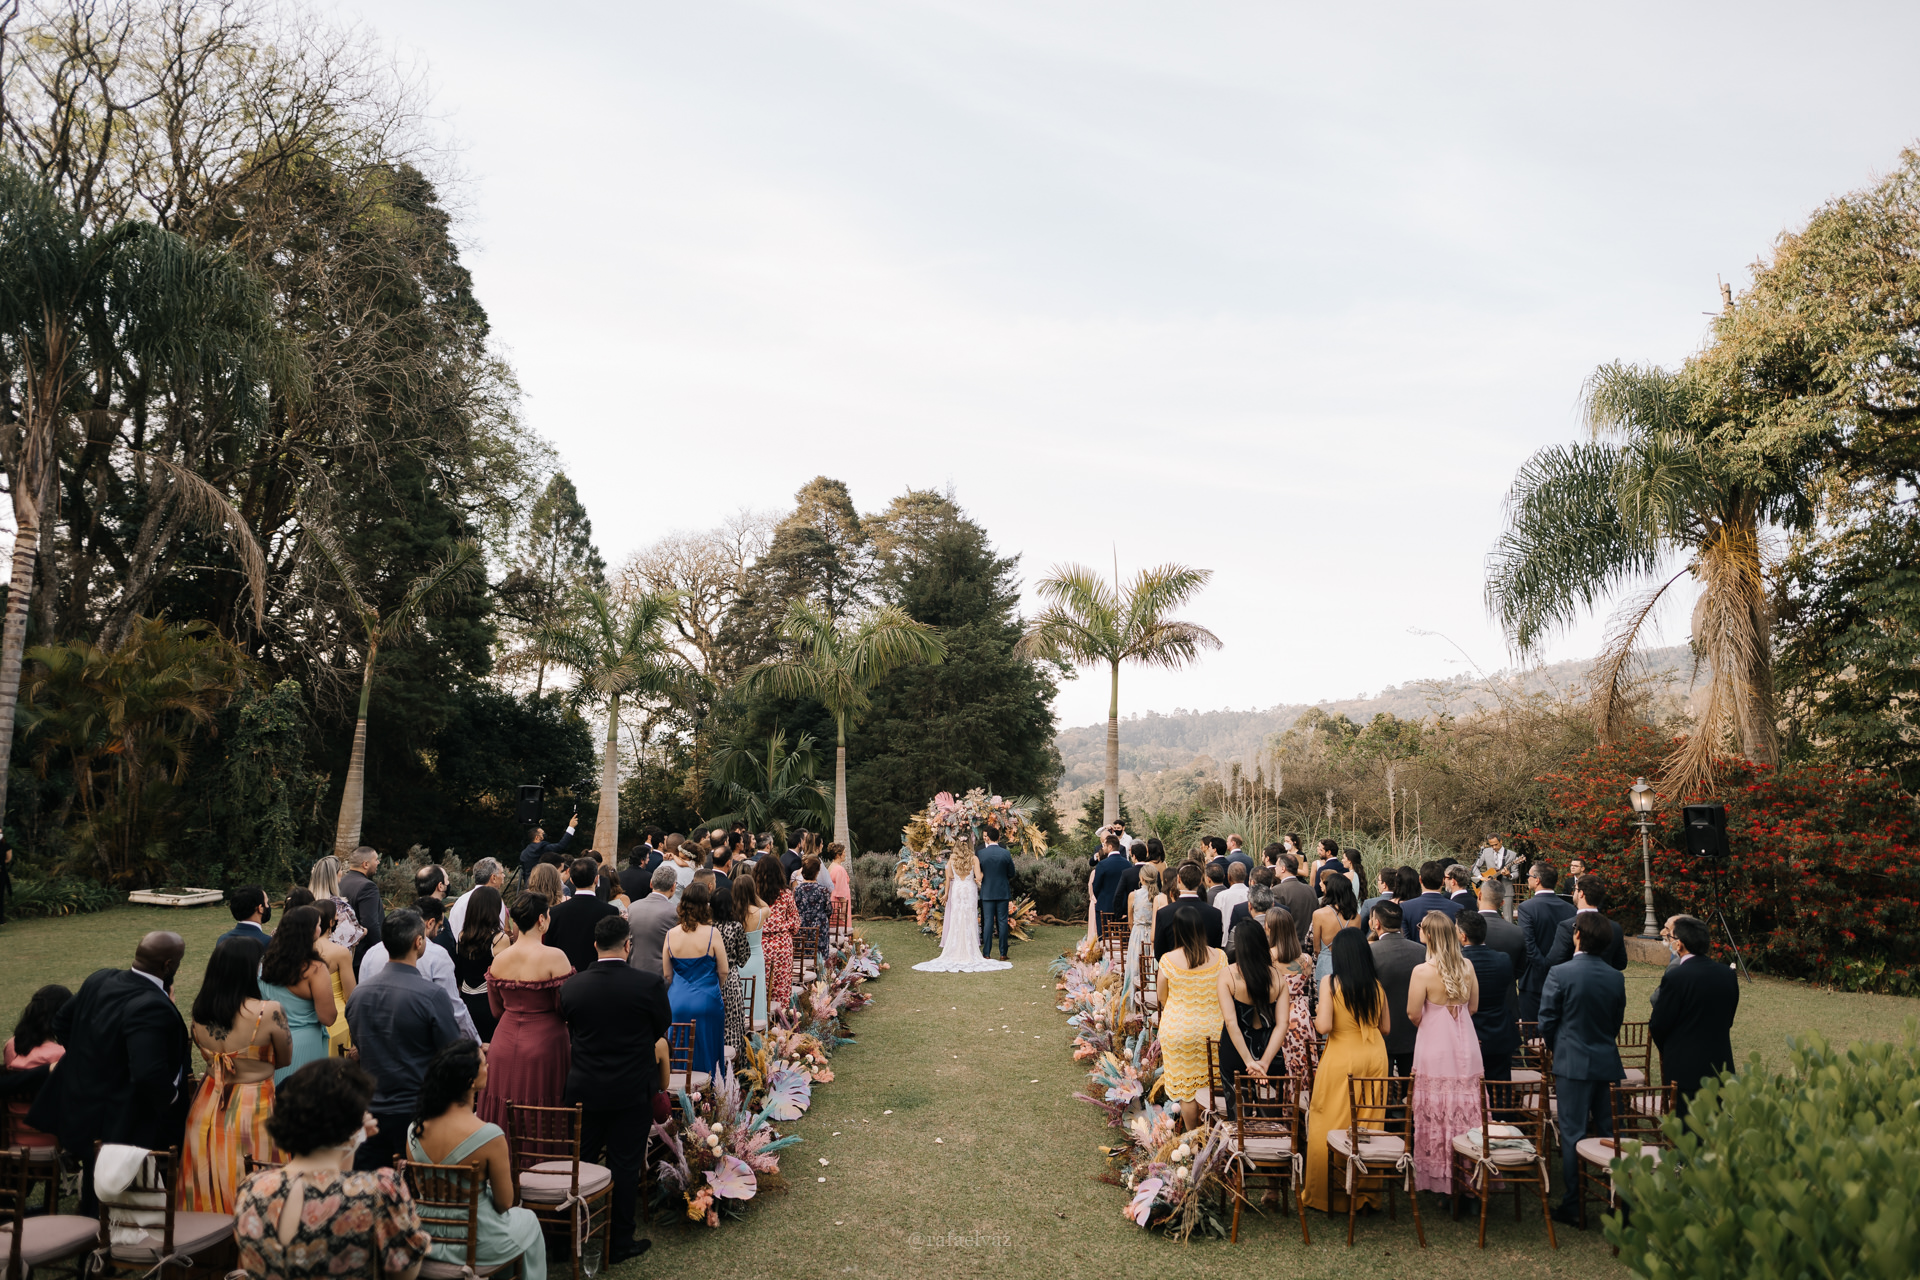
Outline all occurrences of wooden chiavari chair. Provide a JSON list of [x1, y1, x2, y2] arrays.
[[1448, 1080, 1556, 1250], [1326, 1076, 1422, 1248]]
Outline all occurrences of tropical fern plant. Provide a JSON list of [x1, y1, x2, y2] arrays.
[[703, 726, 834, 841]]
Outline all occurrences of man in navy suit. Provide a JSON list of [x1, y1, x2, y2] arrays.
[[1400, 861, 1463, 941], [977, 826, 1016, 960], [1089, 834, 1131, 934], [1539, 913, 1627, 1223], [216, 885, 273, 964], [1647, 913, 1740, 1116], [1516, 862, 1577, 1022], [1459, 910, 1519, 1080]]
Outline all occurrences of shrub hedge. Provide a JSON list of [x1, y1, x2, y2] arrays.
[[7, 875, 122, 917]]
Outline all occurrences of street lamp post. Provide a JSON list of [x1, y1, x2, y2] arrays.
[[1630, 777, 1659, 938]]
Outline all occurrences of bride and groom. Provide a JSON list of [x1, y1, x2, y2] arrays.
[[912, 826, 1016, 973]]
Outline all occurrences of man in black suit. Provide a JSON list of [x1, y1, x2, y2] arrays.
[[1273, 853, 1318, 951], [1368, 902, 1427, 1078], [1544, 876, 1629, 972], [618, 834, 662, 901], [1224, 835, 1255, 881], [1540, 913, 1627, 1222], [561, 915, 675, 1264], [780, 832, 805, 881], [1648, 914, 1739, 1116], [1152, 862, 1221, 959], [547, 857, 622, 972], [1476, 881, 1528, 978], [1090, 836, 1131, 934], [977, 826, 1016, 961], [340, 846, 386, 955], [1516, 862, 1577, 1021], [29, 932, 193, 1212], [1458, 911, 1519, 1080], [217, 885, 273, 964], [518, 813, 579, 883]]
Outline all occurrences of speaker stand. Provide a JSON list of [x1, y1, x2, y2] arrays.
[[1704, 857, 1751, 983]]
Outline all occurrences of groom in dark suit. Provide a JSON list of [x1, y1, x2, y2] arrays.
[[29, 931, 193, 1212], [562, 915, 675, 1264], [977, 826, 1016, 961]]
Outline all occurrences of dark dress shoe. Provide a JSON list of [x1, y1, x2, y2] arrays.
[[1550, 1205, 1583, 1226], [609, 1239, 652, 1263]]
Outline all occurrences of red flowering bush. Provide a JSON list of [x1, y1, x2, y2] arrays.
[[1528, 728, 1920, 992]]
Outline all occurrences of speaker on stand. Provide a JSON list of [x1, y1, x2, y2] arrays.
[[516, 785, 545, 827], [1682, 802, 1750, 982]]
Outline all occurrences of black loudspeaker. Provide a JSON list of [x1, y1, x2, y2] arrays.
[[516, 785, 545, 825], [1682, 803, 1730, 859]]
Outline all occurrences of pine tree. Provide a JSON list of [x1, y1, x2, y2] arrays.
[[497, 473, 607, 695]]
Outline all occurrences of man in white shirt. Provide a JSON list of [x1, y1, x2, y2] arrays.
[[1214, 860, 1251, 939], [359, 913, 480, 1042], [447, 857, 508, 938]]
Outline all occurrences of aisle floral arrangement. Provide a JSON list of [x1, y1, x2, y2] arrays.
[[1050, 942, 1237, 1239]]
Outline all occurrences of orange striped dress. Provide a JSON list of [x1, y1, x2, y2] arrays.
[[180, 1012, 281, 1211]]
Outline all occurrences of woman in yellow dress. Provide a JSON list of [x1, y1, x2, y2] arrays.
[[180, 938, 292, 1211], [1155, 900, 1227, 1131], [290, 889, 357, 1057], [1304, 927, 1391, 1214]]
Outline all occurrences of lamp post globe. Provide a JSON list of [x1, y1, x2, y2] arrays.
[[1630, 777, 1659, 937]]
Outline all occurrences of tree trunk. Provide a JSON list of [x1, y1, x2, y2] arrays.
[[0, 517, 43, 829], [1103, 662, 1120, 826], [594, 693, 621, 855], [833, 716, 851, 853], [332, 642, 377, 856], [1735, 523, 1779, 767]]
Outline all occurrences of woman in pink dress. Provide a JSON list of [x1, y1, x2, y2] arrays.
[[1407, 912, 1484, 1195], [478, 893, 573, 1129], [824, 841, 853, 939]]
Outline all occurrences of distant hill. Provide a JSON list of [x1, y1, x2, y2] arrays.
[[1051, 644, 1698, 823]]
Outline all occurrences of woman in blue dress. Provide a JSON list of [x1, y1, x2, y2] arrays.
[[662, 882, 729, 1077], [255, 906, 336, 1084], [407, 1040, 545, 1280]]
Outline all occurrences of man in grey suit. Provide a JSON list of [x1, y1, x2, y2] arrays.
[[1539, 913, 1627, 1223], [1516, 862, 1577, 1022], [1273, 852, 1319, 951], [626, 865, 681, 976], [1477, 881, 1528, 978], [1368, 901, 1427, 1078], [977, 826, 1016, 960]]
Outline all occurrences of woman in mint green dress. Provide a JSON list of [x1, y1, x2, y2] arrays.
[[256, 906, 336, 1084], [407, 1041, 547, 1280]]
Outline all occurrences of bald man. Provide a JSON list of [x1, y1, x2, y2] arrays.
[[29, 931, 194, 1211]]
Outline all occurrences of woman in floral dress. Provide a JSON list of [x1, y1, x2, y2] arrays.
[[1268, 906, 1317, 1080], [756, 856, 800, 1016], [791, 856, 833, 977]]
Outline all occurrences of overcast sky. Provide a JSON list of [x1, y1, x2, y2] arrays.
[[339, 0, 1920, 729]]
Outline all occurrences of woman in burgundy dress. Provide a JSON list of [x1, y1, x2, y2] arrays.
[[478, 893, 573, 1128]]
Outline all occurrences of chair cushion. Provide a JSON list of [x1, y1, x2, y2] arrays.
[[1622, 1067, 1648, 1085], [1324, 1131, 1406, 1160], [110, 1212, 234, 1259], [1510, 1069, 1544, 1085], [519, 1160, 612, 1202], [0, 1215, 98, 1265], [1578, 1137, 1663, 1168], [421, 1259, 511, 1279], [1451, 1133, 1536, 1165], [1226, 1134, 1294, 1161]]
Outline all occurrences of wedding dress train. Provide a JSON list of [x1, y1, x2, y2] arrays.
[[912, 874, 1012, 973]]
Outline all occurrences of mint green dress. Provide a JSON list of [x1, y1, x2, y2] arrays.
[[406, 1123, 547, 1280], [255, 978, 327, 1085]]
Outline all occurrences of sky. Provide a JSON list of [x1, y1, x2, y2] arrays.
[[336, 0, 1920, 729]]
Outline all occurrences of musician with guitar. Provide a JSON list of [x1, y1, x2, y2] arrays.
[[1472, 834, 1523, 921]]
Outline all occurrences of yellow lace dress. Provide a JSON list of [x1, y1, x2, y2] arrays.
[[327, 968, 352, 1057], [1157, 950, 1226, 1102]]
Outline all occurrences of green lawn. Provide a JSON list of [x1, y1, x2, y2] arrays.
[[3, 909, 1914, 1279]]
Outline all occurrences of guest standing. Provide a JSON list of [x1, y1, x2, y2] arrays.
[[1516, 863, 1576, 1022], [181, 939, 291, 1211], [29, 932, 193, 1212], [305, 896, 358, 1058], [1647, 914, 1739, 1116], [518, 814, 579, 884], [561, 914, 675, 1264], [1458, 910, 1519, 1081], [546, 858, 621, 974], [1214, 861, 1251, 940], [1304, 929, 1391, 1213], [792, 857, 832, 971], [339, 846, 386, 956], [233, 1059, 431, 1280], [1445, 865, 1477, 912], [825, 841, 853, 929], [217, 886, 274, 965], [1368, 901, 1426, 1079], [1153, 863, 1222, 959], [663, 883, 730, 1078], [1539, 913, 1627, 1224], [1274, 853, 1319, 952], [628, 866, 683, 979], [1406, 913, 1481, 1196], [452, 886, 508, 1042], [1216, 919, 1286, 1119], [345, 910, 459, 1172], [308, 855, 366, 950], [733, 875, 770, 1031], [756, 857, 800, 1016], [1400, 862, 1463, 941], [1476, 881, 1528, 979], [257, 907, 338, 1084], [1544, 877, 1630, 971], [406, 1042, 546, 1280], [1090, 836, 1131, 935], [1155, 906, 1227, 1131], [1122, 865, 1159, 997], [712, 876, 752, 1057], [1311, 876, 1360, 984], [1268, 913, 1316, 1081], [477, 893, 573, 1129], [447, 858, 507, 939]]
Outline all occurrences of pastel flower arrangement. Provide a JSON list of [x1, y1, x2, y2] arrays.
[[897, 788, 1049, 934], [1107, 1106, 1238, 1240], [651, 1064, 803, 1226]]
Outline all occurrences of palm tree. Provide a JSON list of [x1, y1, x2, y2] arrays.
[[537, 589, 682, 854], [310, 533, 484, 855], [1017, 562, 1221, 828], [740, 602, 946, 851], [1485, 361, 1799, 791], [704, 726, 834, 840], [0, 163, 279, 825]]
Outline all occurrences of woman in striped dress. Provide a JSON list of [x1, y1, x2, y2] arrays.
[[181, 939, 291, 1211]]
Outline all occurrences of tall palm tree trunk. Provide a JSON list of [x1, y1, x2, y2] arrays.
[[834, 715, 851, 852], [1103, 661, 1121, 826], [595, 693, 621, 855], [0, 514, 42, 827], [333, 643, 377, 855]]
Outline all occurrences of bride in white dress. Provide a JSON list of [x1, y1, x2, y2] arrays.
[[912, 845, 1013, 973]]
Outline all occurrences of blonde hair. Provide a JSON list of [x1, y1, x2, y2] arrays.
[[528, 862, 565, 904], [948, 845, 977, 878], [1420, 912, 1474, 1004], [1138, 864, 1160, 893], [308, 856, 343, 899]]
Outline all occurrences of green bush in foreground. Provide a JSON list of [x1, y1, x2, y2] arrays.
[[8, 876, 122, 918], [1608, 1028, 1920, 1278]]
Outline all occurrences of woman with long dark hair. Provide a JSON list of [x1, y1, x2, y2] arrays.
[[1265, 908, 1316, 1081], [664, 882, 729, 1077], [476, 893, 572, 1129], [258, 906, 336, 1083], [1310, 873, 1360, 985], [3, 984, 71, 1157], [454, 886, 507, 1041], [1154, 904, 1227, 1130], [1216, 918, 1286, 1121], [291, 889, 357, 1059], [181, 938, 292, 1211], [756, 855, 799, 1020], [406, 1042, 544, 1280], [1304, 927, 1391, 1213]]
